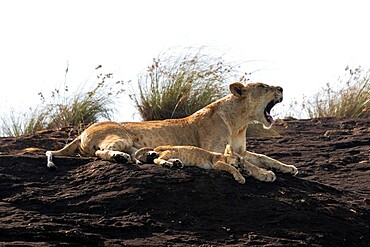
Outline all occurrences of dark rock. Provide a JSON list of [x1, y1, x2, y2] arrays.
[[0, 118, 369, 246]]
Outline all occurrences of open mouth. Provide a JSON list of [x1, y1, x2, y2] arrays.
[[264, 98, 282, 125]]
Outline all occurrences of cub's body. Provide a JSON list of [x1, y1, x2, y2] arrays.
[[134, 145, 247, 184]]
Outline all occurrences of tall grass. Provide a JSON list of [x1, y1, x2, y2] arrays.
[[0, 66, 125, 137], [131, 48, 250, 120], [0, 107, 47, 137], [40, 74, 115, 129], [304, 66, 370, 118]]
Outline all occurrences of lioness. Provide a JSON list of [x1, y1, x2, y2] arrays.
[[133, 144, 248, 184], [46, 82, 298, 182]]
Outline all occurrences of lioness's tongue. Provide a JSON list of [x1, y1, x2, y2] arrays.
[[265, 111, 276, 125]]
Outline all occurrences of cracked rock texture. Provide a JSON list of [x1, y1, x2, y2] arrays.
[[0, 118, 369, 246]]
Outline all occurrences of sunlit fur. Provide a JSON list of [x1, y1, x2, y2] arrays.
[[46, 82, 297, 182]]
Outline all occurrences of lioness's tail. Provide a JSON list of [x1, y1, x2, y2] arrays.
[[45, 136, 81, 169], [132, 147, 155, 164]]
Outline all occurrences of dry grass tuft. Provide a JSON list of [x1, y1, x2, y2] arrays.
[[131, 47, 250, 120], [1, 66, 125, 137], [304, 66, 369, 119]]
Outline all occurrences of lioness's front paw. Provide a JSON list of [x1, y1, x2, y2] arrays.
[[255, 170, 276, 182], [281, 165, 298, 175]]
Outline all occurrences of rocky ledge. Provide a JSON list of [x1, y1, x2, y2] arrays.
[[0, 118, 369, 246]]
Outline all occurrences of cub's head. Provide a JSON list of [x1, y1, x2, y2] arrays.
[[229, 82, 283, 129], [223, 145, 243, 165], [223, 145, 251, 176]]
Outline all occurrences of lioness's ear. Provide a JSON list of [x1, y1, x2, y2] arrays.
[[224, 144, 233, 155], [229, 82, 246, 98]]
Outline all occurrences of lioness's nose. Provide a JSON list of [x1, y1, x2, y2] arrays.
[[276, 86, 283, 93]]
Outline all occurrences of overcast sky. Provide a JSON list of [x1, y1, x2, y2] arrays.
[[1, 0, 369, 121]]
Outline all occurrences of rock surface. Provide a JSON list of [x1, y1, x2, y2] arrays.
[[0, 118, 369, 246]]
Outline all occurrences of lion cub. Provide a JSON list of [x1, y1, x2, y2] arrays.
[[134, 145, 247, 184]]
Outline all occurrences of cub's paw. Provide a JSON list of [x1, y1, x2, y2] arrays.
[[112, 152, 131, 164], [255, 170, 276, 182], [280, 164, 298, 175], [234, 174, 246, 184], [168, 158, 184, 168], [158, 160, 174, 168]]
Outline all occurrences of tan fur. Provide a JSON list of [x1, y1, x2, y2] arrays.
[[46, 82, 298, 182], [133, 145, 247, 184]]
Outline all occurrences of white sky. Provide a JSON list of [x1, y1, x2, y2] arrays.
[[1, 0, 370, 121]]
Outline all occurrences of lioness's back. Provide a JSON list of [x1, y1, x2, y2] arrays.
[[122, 120, 199, 148]]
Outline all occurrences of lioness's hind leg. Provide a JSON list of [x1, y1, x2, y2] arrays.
[[96, 138, 133, 163], [213, 161, 246, 184]]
